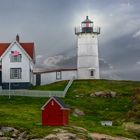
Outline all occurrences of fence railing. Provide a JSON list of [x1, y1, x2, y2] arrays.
[[0, 90, 64, 97], [0, 78, 74, 98], [63, 77, 75, 96]]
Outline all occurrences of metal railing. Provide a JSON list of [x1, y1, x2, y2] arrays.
[[75, 26, 100, 35]]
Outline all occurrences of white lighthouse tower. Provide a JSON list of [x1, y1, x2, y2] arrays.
[[75, 16, 100, 79]]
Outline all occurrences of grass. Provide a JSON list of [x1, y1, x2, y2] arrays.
[[0, 79, 140, 138], [30, 80, 68, 91]]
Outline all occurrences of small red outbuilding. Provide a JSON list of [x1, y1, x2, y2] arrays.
[[41, 96, 69, 126]]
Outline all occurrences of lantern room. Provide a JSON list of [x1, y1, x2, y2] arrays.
[[75, 16, 100, 35], [81, 16, 93, 33]]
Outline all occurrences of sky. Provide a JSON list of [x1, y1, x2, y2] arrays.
[[0, 0, 140, 80]]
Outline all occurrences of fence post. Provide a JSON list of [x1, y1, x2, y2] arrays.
[[9, 82, 11, 99]]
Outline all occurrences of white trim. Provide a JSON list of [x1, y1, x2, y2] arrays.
[[88, 68, 95, 70], [41, 97, 69, 110]]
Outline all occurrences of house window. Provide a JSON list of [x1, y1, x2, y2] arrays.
[[10, 68, 22, 79], [56, 71, 61, 80], [11, 54, 22, 62]]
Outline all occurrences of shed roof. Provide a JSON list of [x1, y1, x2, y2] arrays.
[[41, 96, 69, 110]]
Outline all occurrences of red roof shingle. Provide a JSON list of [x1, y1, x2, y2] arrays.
[[0, 42, 35, 60]]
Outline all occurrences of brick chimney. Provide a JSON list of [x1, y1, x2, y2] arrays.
[[16, 34, 20, 42]]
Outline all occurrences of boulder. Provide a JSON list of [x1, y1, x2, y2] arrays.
[[94, 91, 116, 98], [72, 108, 85, 117]]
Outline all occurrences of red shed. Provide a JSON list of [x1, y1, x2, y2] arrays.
[[41, 96, 69, 126]]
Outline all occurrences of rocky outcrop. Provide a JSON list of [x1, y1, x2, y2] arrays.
[[0, 126, 135, 140], [0, 127, 92, 140], [90, 91, 116, 98]]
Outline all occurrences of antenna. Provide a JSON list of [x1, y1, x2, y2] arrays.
[[86, 0, 90, 17]]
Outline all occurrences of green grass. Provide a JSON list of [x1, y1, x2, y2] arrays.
[[30, 80, 68, 91], [0, 79, 140, 138]]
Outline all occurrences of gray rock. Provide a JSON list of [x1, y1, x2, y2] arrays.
[[11, 133, 17, 138], [57, 132, 76, 140], [0, 132, 4, 137], [94, 91, 116, 98], [110, 91, 116, 98], [45, 134, 59, 140], [0, 137, 11, 140], [18, 131, 27, 140], [72, 109, 85, 117], [90, 93, 96, 97], [1, 127, 16, 133], [94, 91, 105, 96], [31, 138, 46, 140], [71, 126, 88, 133], [53, 128, 67, 133]]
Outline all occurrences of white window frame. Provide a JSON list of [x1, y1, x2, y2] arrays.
[[89, 68, 95, 77], [10, 68, 22, 79], [56, 71, 62, 80]]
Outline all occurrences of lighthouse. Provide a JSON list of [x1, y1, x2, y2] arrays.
[[75, 16, 100, 79]]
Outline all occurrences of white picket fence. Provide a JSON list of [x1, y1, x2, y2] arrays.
[[0, 77, 74, 97], [0, 90, 64, 97]]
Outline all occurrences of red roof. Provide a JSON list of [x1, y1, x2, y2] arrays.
[[20, 43, 34, 59], [0, 42, 35, 60], [0, 43, 10, 56]]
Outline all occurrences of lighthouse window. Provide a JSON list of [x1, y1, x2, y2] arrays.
[[90, 70, 94, 77], [56, 71, 62, 80]]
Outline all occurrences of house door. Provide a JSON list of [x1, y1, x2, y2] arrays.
[[36, 74, 41, 86]]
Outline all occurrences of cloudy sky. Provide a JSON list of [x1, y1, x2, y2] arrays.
[[0, 0, 140, 80]]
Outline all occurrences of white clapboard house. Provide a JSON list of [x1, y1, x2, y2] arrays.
[[0, 35, 35, 89], [34, 16, 100, 85]]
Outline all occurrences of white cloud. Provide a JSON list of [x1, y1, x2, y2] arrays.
[[136, 61, 140, 65], [133, 30, 140, 38], [36, 55, 43, 59], [43, 55, 70, 67]]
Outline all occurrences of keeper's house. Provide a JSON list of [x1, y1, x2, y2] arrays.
[[0, 35, 35, 89]]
